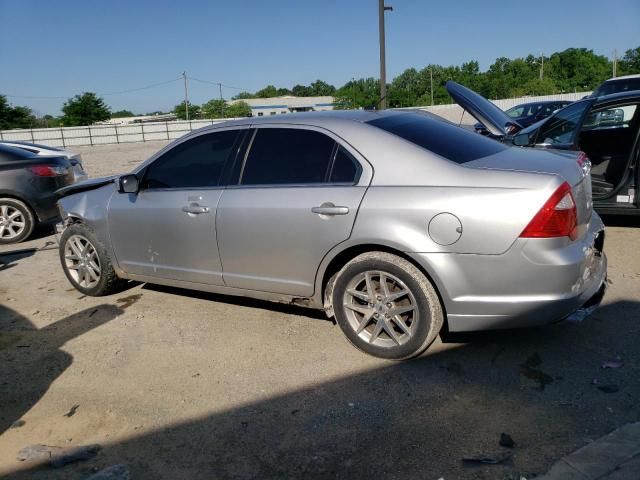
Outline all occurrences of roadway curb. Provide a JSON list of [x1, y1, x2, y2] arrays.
[[537, 422, 640, 480]]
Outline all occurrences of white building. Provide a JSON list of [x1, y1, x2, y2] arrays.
[[230, 96, 335, 117]]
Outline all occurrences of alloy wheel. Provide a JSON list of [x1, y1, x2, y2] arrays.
[[342, 270, 418, 348], [64, 234, 101, 289], [0, 204, 26, 240]]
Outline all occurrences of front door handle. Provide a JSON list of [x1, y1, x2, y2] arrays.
[[311, 202, 349, 216], [182, 203, 209, 214]]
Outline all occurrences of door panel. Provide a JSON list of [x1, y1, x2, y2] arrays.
[[109, 189, 224, 284], [217, 186, 366, 296]]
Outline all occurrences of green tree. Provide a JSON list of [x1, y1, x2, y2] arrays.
[[255, 85, 278, 98], [201, 99, 226, 118], [619, 47, 640, 75], [111, 109, 135, 118], [226, 101, 251, 118], [0, 95, 36, 129], [232, 91, 255, 100], [173, 101, 200, 120], [61, 92, 111, 126], [308, 80, 336, 96], [292, 84, 312, 96]]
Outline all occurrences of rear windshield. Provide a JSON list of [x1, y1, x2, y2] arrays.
[[594, 78, 640, 97], [367, 112, 507, 164], [0, 144, 33, 162]]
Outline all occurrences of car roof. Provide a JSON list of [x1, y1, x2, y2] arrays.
[[0, 140, 65, 152], [511, 100, 570, 108], [194, 109, 413, 131], [603, 74, 640, 82], [594, 89, 640, 104], [0, 142, 38, 161]]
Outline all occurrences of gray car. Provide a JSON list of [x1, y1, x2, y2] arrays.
[[56, 110, 607, 359]]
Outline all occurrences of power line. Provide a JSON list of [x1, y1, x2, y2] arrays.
[[5, 77, 182, 100], [188, 76, 250, 91]]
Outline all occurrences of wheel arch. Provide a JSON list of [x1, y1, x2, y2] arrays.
[[316, 242, 449, 325], [0, 192, 39, 221]]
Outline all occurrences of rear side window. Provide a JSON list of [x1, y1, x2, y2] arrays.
[[143, 130, 239, 189], [330, 147, 359, 183], [241, 128, 336, 185], [367, 113, 507, 164]]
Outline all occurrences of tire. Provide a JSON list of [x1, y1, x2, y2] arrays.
[[59, 223, 127, 296], [331, 252, 444, 360], [0, 198, 35, 244]]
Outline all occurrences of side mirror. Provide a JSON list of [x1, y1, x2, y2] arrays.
[[512, 132, 531, 147], [118, 174, 139, 194]]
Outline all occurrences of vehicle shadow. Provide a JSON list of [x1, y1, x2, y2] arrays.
[[143, 283, 330, 321], [0, 238, 57, 272], [3, 300, 639, 480], [0, 304, 123, 435]]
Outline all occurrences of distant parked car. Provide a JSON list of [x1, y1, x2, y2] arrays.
[[448, 80, 640, 215], [590, 74, 640, 98], [474, 100, 572, 136], [0, 141, 87, 183], [56, 111, 606, 359], [0, 144, 76, 243]]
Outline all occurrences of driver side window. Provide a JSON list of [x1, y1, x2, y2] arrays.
[[142, 130, 240, 189]]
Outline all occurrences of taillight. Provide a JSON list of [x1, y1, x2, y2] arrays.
[[576, 151, 591, 175], [28, 165, 69, 177], [520, 182, 578, 240]]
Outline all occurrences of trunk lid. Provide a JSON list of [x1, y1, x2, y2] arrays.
[[466, 147, 592, 228], [446, 81, 523, 137]]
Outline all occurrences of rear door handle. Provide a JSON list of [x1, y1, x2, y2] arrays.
[[182, 204, 209, 214], [312, 203, 349, 216]]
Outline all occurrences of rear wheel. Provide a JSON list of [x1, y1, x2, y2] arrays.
[[332, 252, 444, 360], [0, 198, 34, 244], [59, 223, 127, 296]]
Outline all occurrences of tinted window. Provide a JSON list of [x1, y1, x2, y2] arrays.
[[595, 78, 640, 96], [534, 100, 592, 145], [241, 128, 335, 185], [330, 147, 359, 183], [367, 113, 507, 164], [143, 130, 239, 189]]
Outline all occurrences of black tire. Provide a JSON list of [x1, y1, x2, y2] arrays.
[[0, 198, 35, 244], [332, 252, 444, 360], [59, 223, 127, 296]]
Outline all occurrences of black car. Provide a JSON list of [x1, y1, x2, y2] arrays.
[[474, 100, 572, 136], [448, 80, 640, 215], [0, 143, 75, 243]]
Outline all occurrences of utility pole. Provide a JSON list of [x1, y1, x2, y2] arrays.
[[613, 49, 618, 78], [539, 52, 544, 80], [430, 68, 434, 106], [351, 77, 356, 109], [218, 82, 224, 118], [182, 71, 190, 121], [378, 0, 393, 109]]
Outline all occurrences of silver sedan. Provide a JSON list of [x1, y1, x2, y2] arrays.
[[56, 110, 607, 359]]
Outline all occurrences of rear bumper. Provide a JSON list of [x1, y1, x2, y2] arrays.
[[408, 213, 608, 332]]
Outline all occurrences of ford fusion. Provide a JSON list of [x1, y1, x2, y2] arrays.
[[56, 111, 607, 359]]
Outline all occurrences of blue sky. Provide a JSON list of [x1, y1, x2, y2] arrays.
[[1, 0, 638, 115]]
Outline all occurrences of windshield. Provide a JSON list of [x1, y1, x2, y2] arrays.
[[505, 103, 543, 118], [534, 99, 593, 146]]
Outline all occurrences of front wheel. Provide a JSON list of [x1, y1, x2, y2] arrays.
[[332, 252, 444, 360], [59, 223, 127, 296]]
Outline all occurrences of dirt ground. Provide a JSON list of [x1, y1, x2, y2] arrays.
[[1, 140, 639, 480]]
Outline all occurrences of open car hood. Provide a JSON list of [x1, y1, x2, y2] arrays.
[[56, 175, 116, 199], [446, 81, 523, 137]]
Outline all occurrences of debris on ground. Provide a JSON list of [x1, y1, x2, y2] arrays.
[[64, 404, 80, 417], [17, 443, 100, 467], [499, 433, 515, 448], [601, 358, 624, 369], [565, 305, 597, 323], [10, 419, 25, 429], [597, 384, 620, 394], [86, 464, 129, 480], [462, 451, 513, 465]]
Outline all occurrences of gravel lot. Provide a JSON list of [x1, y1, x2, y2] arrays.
[[1, 140, 639, 479]]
